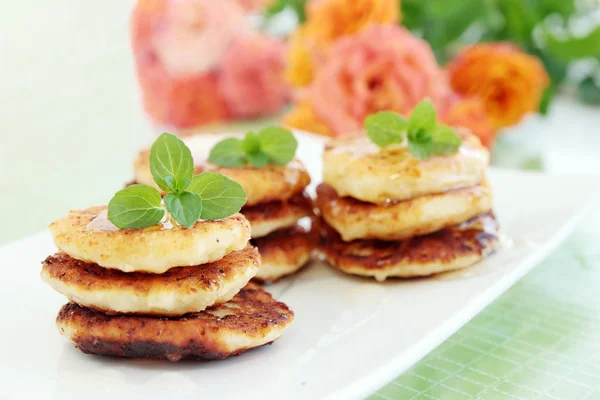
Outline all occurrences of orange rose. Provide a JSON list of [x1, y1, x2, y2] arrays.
[[285, 0, 400, 88], [447, 43, 549, 129], [440, 95, 497, 149], [281, 101, 332, 136], [285, 26, 317, 88], [307, 0, 400, 44]]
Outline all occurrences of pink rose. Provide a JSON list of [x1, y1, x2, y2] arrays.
[[309, 25, 449, 135], [219, 33, 290, 118], [151, 0, 246, 76]]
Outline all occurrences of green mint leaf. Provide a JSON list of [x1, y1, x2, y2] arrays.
[[241, 132, 261, 154], [164, 191, 202, 228], [107, 184, 165, 229], [208, 138, 247, 167], [150, 132, 194, 193], [431, 125, 462, 155], [408, 98, 436, 134], [247, 151, 269, 168], [187, 172, 247, 220], [408, 140, 433, 160], [257, 127, 298, 166], [407, 128, 434, 160], [364, 111, 407, 147]]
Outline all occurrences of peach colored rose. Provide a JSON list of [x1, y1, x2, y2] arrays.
[[132, 0, 245, 77], [308, 25, 449, 135], [219, 33, 290, 118], [281, 101, 332, 136], [447, 42, 549, 129]]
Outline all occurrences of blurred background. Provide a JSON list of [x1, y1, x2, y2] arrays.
[[1, 0, 600, 242], [2, 2, 600, 399]]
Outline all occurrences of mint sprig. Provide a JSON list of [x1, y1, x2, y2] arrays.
[[208, 126, 298, 168], [364, 99, 462, 160], [108, 133, 247, 229]]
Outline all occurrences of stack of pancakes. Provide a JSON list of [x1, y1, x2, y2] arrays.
[[315, 134, 500, 281], [41, 207, 294, 361], [134, 141, 316, 283]]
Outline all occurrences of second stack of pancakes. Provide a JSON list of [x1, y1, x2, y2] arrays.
[[315, 133, 500, 281], [134, 135, 316, 283]]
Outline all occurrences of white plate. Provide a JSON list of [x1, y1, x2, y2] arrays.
[[0, 133, 596, 400]]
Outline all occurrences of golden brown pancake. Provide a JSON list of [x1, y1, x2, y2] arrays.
[[41, 246, 259, 316], [243, 192, 314, 238], [135, 147, 311, 206], [316, 183, 493, 241], [317, 213, 499, 281], [50, 206, 250, 274], [56, 283, 294, 361], [322, 133, 489, 204], [252, 225, 315, 283]]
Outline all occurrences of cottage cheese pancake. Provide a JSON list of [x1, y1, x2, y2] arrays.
[[243, 192, 313, 238], [252, 225, 315, 283], [56, 283, 294, 361], [322, 134, 489, 204], [50, 206, 250, 273], [317, 213, 499, 281], [316, 183, 493, 241], [135, 146, 311, 206], [41, 246, 259, 316]]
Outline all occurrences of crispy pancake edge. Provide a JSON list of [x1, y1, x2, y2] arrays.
[[317, 213, 500, 280], [56, 283, 294, 361], [41, 246, 260, 316]]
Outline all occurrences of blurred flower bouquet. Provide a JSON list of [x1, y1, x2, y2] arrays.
[[131, 0, 289, 130], [131, 0, 600, 147], [277, 0, 600, 148], [280, 0, 558, 147]]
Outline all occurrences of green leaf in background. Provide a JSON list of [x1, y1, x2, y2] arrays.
[[544, 25, 600, 62], [528, 48, 568, 86], [164, 191, 202, 228], [401, 0, 487, 62], [265, 0, 307, 23], [107, 184, 165, 229], [208, 138, 247, 167], [539, 86, 554, 115], [149, 133, 194, 193], [257, 126, 298, 166], [496, 0, 539, 45], [364, 111, 407, 147], [578, 76, 600, 105], [187, 172, 247, 220], [408, 99, 436, 133]]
